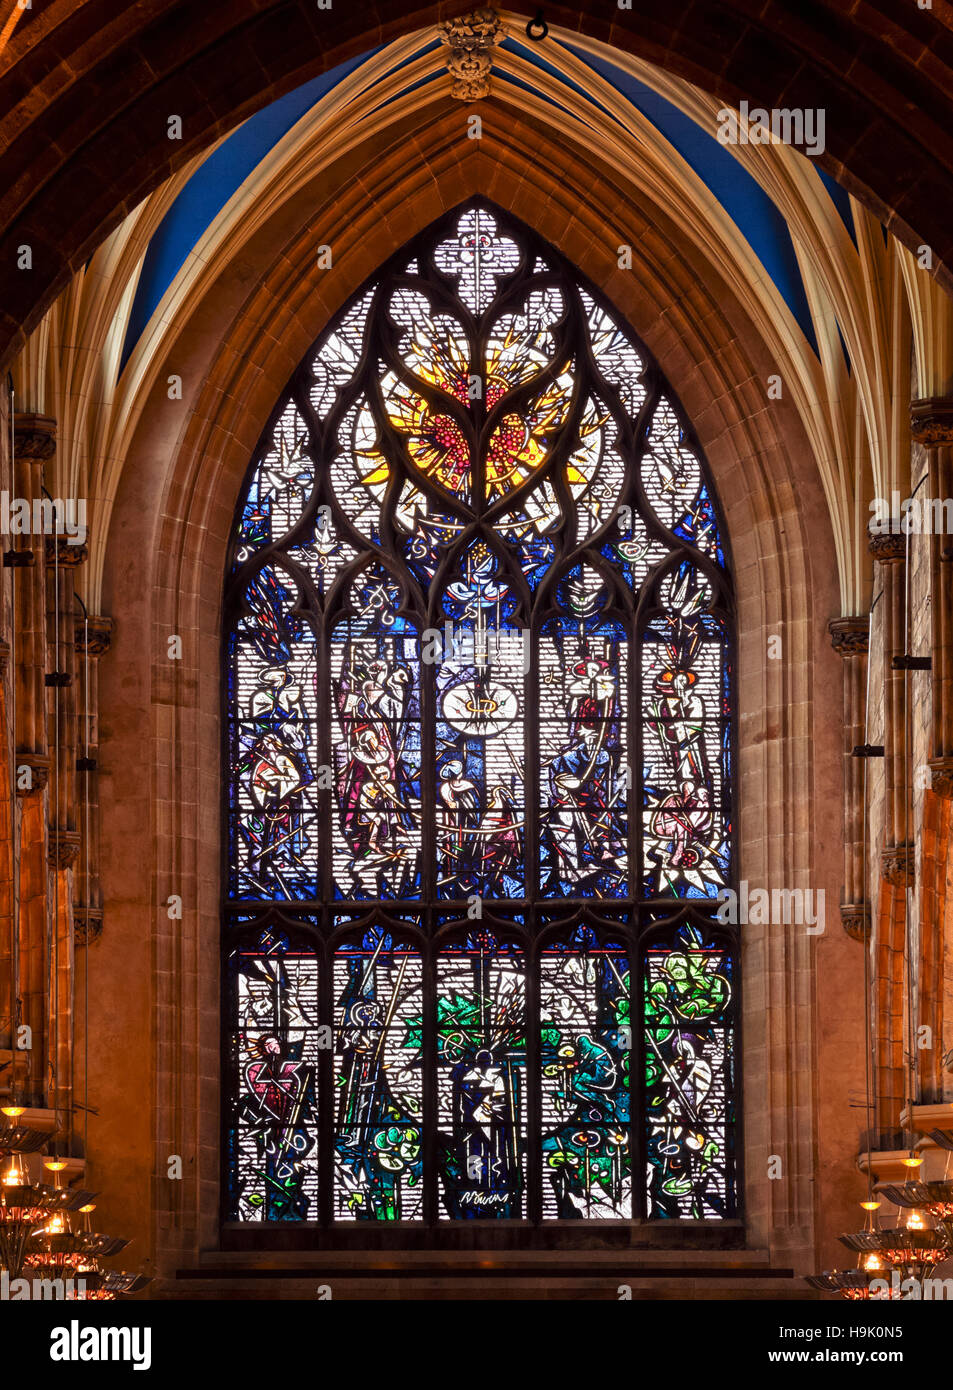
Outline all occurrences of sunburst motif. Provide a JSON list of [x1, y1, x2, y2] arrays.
[[358, 309, 606, 504]]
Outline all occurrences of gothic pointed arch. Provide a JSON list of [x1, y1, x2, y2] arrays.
[[223, 200, 737, 1233]]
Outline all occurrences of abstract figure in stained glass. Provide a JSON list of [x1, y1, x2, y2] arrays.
[[436, 548, 525, 899], [230, 566, 318, 899], [541, 930, 631, 1218], [540, 567, 628, 898], [331, 572, 422, 899], [643, 568, 729, 898], [644, 925, 734, 1218], [334, 932, 423, 1220], [541, 641, 627, 897], [230, 939, 319, 1221], [646, 629, 710, 870], [435, 935, 526, 1218], [335, 643, 418, 894], [244, 676, 310, 882]]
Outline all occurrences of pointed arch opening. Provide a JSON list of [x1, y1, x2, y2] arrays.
[[222, 201, 738, 1242]]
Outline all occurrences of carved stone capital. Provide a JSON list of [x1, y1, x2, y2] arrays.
[[48, 829, 81, 870], [440, 7, 502, 100], [74, 614, 113, 658], [829, 616, 869, 656], [840, 902, 871, 942], [868, 529, 907, 563], [13, 413, 56, 461], [881, 843, 915, 887], [73, 906, 103, 946], [911, 396, 953, 448], [928, 756, 953, 798], [15, 753, 49, 796], [44, 536, 88, 567]]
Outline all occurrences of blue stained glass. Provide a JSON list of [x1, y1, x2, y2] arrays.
[[228, 568, 320, 901], [224, 201, 736, 1227]]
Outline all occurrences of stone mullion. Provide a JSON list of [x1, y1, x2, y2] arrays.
[[828, 617, 870, 940], [12, 413, 53, 1105]]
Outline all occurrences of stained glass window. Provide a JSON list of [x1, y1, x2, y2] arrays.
[[333, 929, 423, 1220], [223, 203, 737, 1233]]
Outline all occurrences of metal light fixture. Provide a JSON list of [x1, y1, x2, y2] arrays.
[[0, 1172, 97, 1280], [34, 1200, 152, 1302]]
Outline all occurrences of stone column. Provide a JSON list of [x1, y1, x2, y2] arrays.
[[12, 414, 52, 1106], [909, 398, 953, 1104], [829, 617, 870, 940], [73, 615, 112, 948], [910, 398, 953, 789], [868, 528, 911, 1138], [45, 537, 85, 1132], [0, 388, 11, 1079], [11, 415, 51, 794], [70, 614, 110, 1162], [46, 538, 85, 864], [870, 530, 914, 884]]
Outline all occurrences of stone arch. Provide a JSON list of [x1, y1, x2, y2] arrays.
[[94, 106, 857, 1293]]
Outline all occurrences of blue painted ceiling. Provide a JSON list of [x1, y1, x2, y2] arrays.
[[121, 39, 858, 371]]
